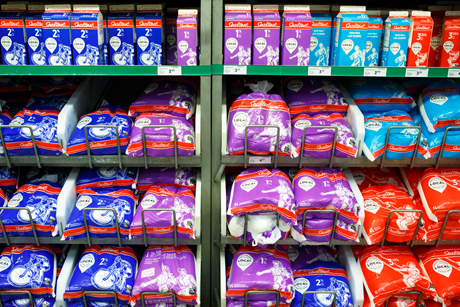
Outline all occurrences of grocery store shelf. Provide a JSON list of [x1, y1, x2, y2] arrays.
[[221, 155, 460, 168], [0, 65, 212, 76], [0, 236, 201, 245], [212, 64, 458, 77], [0, 155, 202, 168]]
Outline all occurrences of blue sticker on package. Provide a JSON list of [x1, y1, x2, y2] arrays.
[[63, 189, 136, 240], [292, 261, 353, 307], [67, 105, 132, 156], [64, 245, 137, 306], [2, 298, 55, 307], [418, 80, 460, 133], [347, 78, 415, 113], [363, 110, 420, 162], [0, 181, 61, 237], [0, 244, 56, 299], [76, 167, 138, 193]]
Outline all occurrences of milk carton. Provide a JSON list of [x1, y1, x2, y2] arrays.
[[177, 9, 198, 66], [439, 11, 460, 67], [310, 5, 332, 66], [166, 8, 178, 65], [379, 9, 390, 58], [136, 4, 164, 66], [42, 4, 72, 65], [224, 4, 252, 65], [365, 10, 383, 66], [407, 11, 434, 67], [253, 5, 280, 65], [333, 6, 369, 67], [281, 5, 311, 66], [100, 4, 108, 65], [0, 4, 27, 65], [108, 4, 135, 66], [380, 11, 410, 67], [70, 5, 103, 66], [428, 6, 452, 67], [25, 4, 45, 65]]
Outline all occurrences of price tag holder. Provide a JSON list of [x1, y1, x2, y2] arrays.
[[224, 65, 247, 75], [158, 66, 182, 76], [405, 68, 429, 77], [248, 156, 272, 164], [364, 67, 387, 77], [308, 66, 332, 76], [448, 69, 460, 78]]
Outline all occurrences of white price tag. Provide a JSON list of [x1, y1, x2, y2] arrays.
[[158, 66, 182, 76], [248, 156, 272, 164], [224, 65, 247, 75], [448, 69, 460, 78], [364, 67, 387, 77], [405, 68, 429, 77], [308, 66, 331, 76]]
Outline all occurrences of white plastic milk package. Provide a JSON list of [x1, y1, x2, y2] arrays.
[[42, 5, 73, 65], [0, 4, 27, 66]]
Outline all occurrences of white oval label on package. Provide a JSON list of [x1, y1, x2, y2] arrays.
[[365, 121, 382, 132], [237, 254, 253, 272], [286, 246, 299, 262], [0, 256, 11, 272], [232, 112, 249, 129], [363, 200, 380, 214], [366, 256, 384, 274], [287, 79, 303, 92], [433, 260, 452, 278], [294, 278, 310, 294], [76, 196, 93, 211], [352, 171, 365, 185], [79, 253, 95, 273], [8, 194, 23, 207], [135, 118, 152, 128], [77, 116, 92, 129], [429, 177, 446, 193], [294, 120, 311, 130], [429, 94, 448, 106], [298, 177, 315, 192], [241, 179, 257, 192], [142, 194, 157, 208]]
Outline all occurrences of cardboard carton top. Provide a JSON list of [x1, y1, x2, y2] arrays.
[[284, 5, 310, 13], [340, 6, 366, 13], [253, 5, 279, 13], [137, 4, 164, 12], [446, 11, 460, 17], [99, 4, 107, 12], [225, 4, 251, 13], [367, 10, 381, 16], [389, 11, 409, 17], [44, 4, 71, 12], [178, 9, 198, 16], [412, 11, 431, 17], [109, 4, 134, 12], [310, 5, 330, 13], [332, 5, 340, 12], [73, 5, 99, 13], [1, 4, 26, 11], [27, 4, 44, 12]]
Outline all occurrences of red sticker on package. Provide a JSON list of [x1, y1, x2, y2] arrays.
[[418, 168, 460, 223], [399, 167, 425, 198], [362, 185, 421, 245], [360, 246, 436, 307], [350, 167, 406, 192]]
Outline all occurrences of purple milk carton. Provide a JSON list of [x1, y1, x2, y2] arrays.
[[108, 4, 135, 66], [310, 5, 332, 66], [177, 9, 198, 66], [42, 4, 73, 66], [333, 6, 369, 66], [365, 10, 383, 66], [166, 8, 178, 65], [281, 5, 311, 66], [25, 4, 45, 66], [0, 4, 27, 66], [253, 5, 281, 65], [224, 4, 252, 65]]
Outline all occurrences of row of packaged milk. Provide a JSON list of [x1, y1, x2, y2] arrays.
[[225, 4, 460, 67], [0, 3, 198, 66]]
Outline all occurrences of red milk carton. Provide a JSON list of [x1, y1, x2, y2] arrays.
[[427, 6, 452, 67], [439, 11, 460, 67], [407, 11, 434, 67]]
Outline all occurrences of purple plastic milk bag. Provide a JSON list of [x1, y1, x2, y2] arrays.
[[253, 5, 281, 65], [286, 245, 337, 271], [137, 167, 197, 193], [177, 9, 198, 66], [132, 245, 198, 306], [224, 4, 252, 65], [227, 92, 291, 156], [228, 167, 296, 226], [281, 5, 312, 66], [130, 185, 196, 239], [226, 246, 294, 303]]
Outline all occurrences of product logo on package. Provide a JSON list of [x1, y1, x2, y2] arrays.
[[298, 177, 315, 192], [363, 200, 380, 214], [79, 253, 95, 273], [430, 94, 448, 105], [241, 179, 258, 192], [433, 260, 452, 278], [294, 278, 310, 293], [237, 254, 253, 271], [287, 79, 303, 92], [429, 177, 446, 193], [366, 256, 384, 274], [365, 121, 382, 132]]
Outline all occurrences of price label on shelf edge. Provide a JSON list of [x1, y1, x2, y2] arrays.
[[364, 67, 387, 77], [223, 65, 247, 75], [448, 69, 460, 78], [248, 156, 272, 164], [405, 68, 429, 77], [158, 66, 182, 76], [308, 66, 331, 76]]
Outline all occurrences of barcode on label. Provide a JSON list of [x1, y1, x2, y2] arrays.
[[158, 66, 182, 76], [224, 65, 247, 75], [248, 156, 272, 164]]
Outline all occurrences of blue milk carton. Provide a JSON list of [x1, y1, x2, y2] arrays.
[[70, 5, 103, 65], [136, 4, 164, 66], [0, 4, 27, 65], [380, 11, 410, 67], [42, 4, 73, 65], [108, 4, 135, 66], [330, 5, 340, 65], [379, 10, 389, 59], [310, 5, 332, 66], [25, 4, 45, 65], [333, 6, 369, 67], [365, 10, 383, 66], [100, 4, 108, 65]]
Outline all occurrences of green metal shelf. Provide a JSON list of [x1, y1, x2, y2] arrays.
[[0, 65, 212, 76], [212, 64, 457, 77]]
